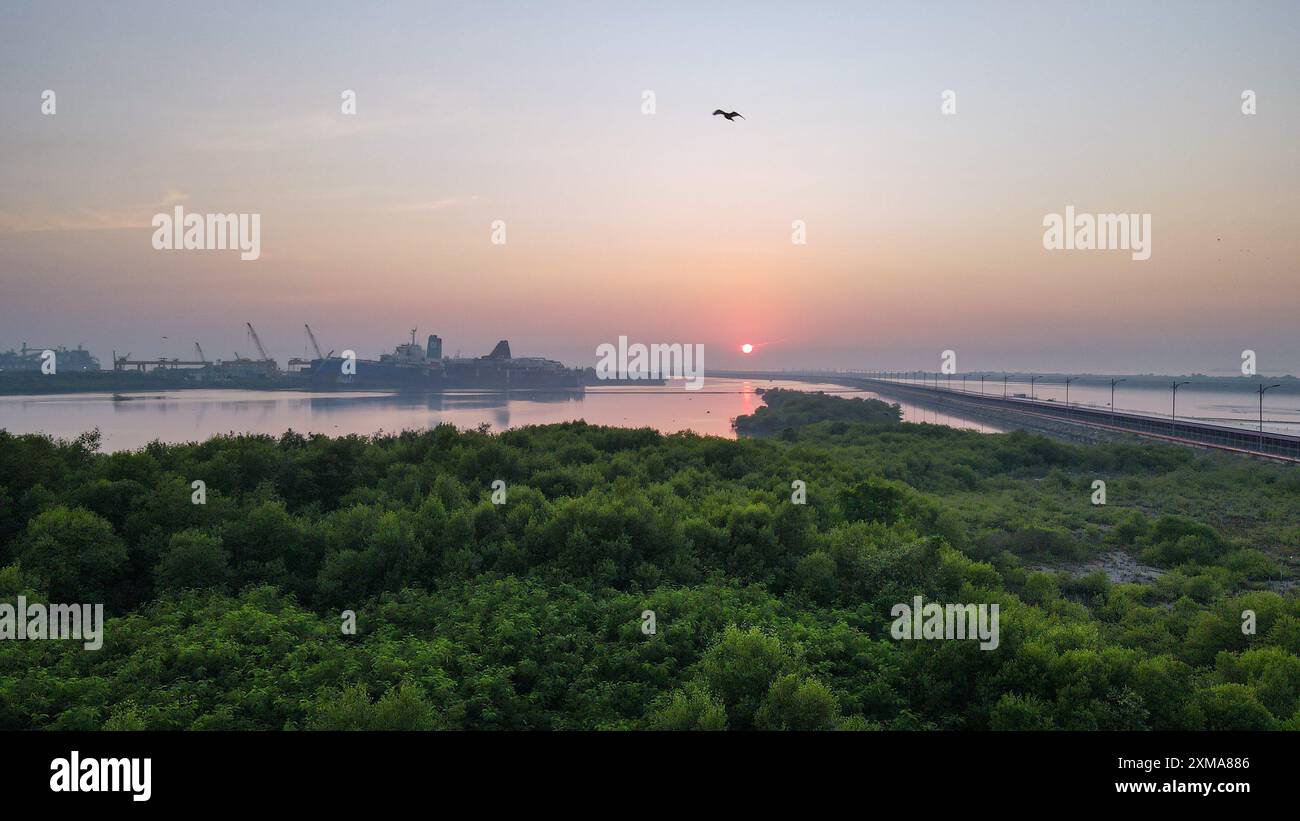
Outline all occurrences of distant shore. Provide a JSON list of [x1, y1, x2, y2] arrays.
[[0, 373, 364, 396]]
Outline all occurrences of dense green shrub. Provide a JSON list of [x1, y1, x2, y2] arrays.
[[0, 390, 1297, 730]]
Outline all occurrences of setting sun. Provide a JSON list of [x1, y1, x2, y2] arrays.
[[741, 343, 754, 354]]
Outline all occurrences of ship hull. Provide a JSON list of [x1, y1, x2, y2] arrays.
[[307, 358, 582, 390]]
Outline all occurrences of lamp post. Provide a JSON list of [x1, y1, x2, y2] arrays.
[[1029, 375, 1038, 401], [980, 375, 985, 396], [1003, 375, 1008, 399], [1064, 377, 1075, 417], [1109, 378, 1126, 424], [1170, 381, 1190, 435], [1259, 383, 1282, 451]]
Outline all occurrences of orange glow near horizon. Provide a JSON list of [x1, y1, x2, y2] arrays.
[[1, 4, 1298, 374]]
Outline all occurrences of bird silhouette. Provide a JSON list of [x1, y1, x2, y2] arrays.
[[712, 109, 744, 121]]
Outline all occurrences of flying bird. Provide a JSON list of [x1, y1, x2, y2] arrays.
[[712, 109, 744, 121]]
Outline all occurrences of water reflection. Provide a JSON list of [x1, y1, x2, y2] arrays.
[[0, 380, 1000, 452]]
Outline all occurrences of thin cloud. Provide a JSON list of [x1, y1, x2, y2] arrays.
[[0, 191, 189, 234], [385, 196, 477, 213], [186, 113, 400, 153]]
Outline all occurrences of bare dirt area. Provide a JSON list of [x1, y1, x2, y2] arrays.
[[1029, 550, 1166, 585]]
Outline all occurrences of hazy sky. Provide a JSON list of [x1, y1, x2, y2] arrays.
[[1, 1, 1297, 374]]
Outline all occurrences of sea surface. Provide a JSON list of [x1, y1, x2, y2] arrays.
[[0, 378, 1001, 452], [2, 376, 1294, 453]]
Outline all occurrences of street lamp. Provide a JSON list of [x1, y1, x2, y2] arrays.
[[1110, 378, 1126, 424], [1170, 381, 1190, 434], [980, 375, 985, 396], [1064, 377, 1076, 417], [1003, 375, 1008, 399], [1029, 375, 1038, 401], [1259, 383, 1282, 451]]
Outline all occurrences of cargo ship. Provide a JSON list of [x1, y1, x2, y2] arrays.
[[0, 343, 100, 373], [307, 330, 585, 390]]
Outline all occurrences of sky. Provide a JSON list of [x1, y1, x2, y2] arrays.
[[1, 0, 1297, 374]]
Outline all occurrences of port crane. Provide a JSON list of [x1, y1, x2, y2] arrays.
[[194, 342, 208, 363], [286, 324, 332, 373], [235, 322, 282, 377], [246, 322, 273, 364], [304, 325, 325, 360]]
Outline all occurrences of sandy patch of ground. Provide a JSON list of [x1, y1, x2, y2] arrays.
[[1029, 550, 1165, 585]]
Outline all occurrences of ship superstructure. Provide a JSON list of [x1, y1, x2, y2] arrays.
[[309, 330, 581, 390], [0, 343, 100, 372]]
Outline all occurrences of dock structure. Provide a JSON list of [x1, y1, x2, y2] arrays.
[[112, 355, 207, 373]]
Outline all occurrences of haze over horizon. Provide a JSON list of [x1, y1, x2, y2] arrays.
[[2, 0, 1297, 375]]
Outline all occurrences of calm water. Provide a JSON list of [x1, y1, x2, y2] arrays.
[[0, 378, 1000, 452], [4, 376, 1292, 452]]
